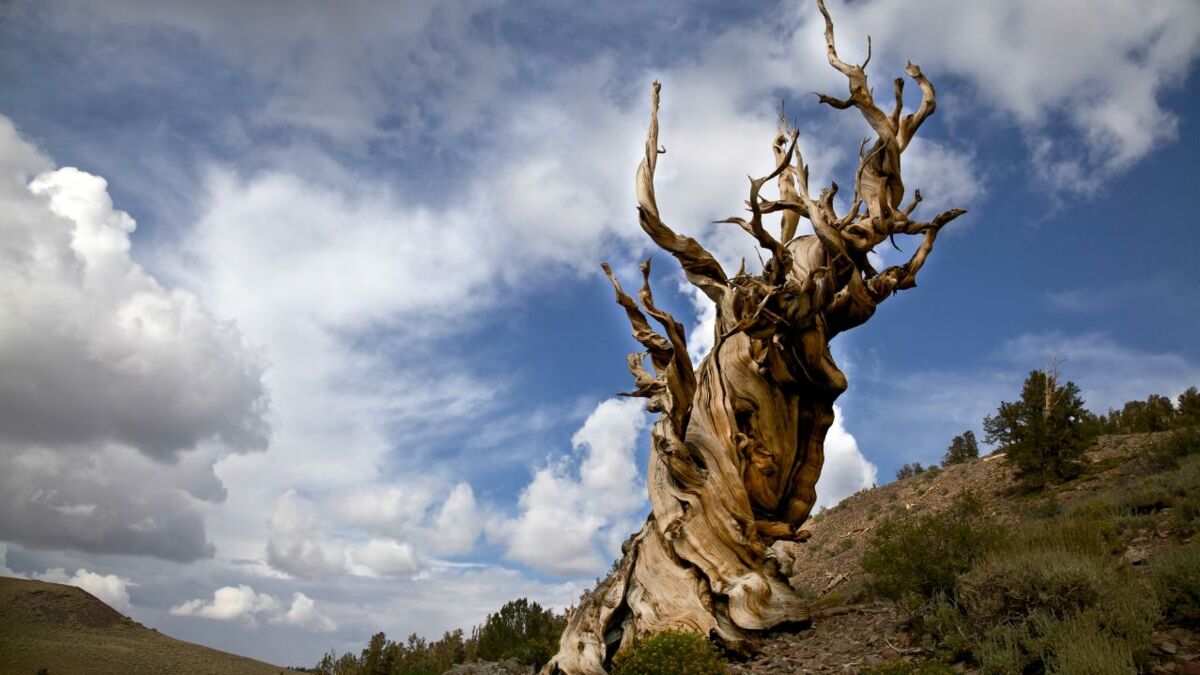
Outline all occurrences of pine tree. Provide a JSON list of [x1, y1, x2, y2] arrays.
[[943, 430, 980, 466], [983, 366, 1096, 486], [1179, 387, 1200, 427]]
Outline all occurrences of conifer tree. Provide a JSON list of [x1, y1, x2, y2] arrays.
[[943, 430, 979, 466], [983, 367, 1095, 485]]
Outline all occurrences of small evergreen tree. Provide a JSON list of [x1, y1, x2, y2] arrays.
[[942, 430, 980, 466], [360, 632, 390, 675], [983, 367, 1096, 486], [474, 598, 564, 669], [1177, 387, 1200, 427]]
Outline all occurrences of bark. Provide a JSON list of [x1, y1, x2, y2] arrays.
[[543, 3, 965, 672]]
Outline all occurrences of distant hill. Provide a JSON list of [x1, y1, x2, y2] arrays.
[[0, 576, 292, 675]]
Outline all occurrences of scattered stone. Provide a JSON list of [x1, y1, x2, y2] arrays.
[[1126, 546, 1150, 565], [443, 658, 532, 675]]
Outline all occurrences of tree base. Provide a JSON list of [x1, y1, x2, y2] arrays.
[[541, 516, 810, 675]]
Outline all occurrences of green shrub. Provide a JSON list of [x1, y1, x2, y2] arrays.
[[958, 547, 1157, 671], [1150, 544, 1200, 625], [1025, 497, 1061, 519], [959, 549, 1107, 621], [1045, 615, 1136, 675], [1147, 426, 1200, 470], [973, 612, 1051, 675], [1010, 511, 1121, 557], [862, 493, 1001, 603], [1173, 490, 1200, 537], [912, 594, 973, 660], [610, 630, 726, 675]]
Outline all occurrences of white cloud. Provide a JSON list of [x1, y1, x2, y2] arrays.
[[336, 486, 436, 540], [272, 592, 336, 632], [501, 398, 647, 577], [0, 121, 268, 460], [431, 483, 484, 557], [265, 491, 347, 579], [0, 117, 267, 560], [814, 406, 879, 509], [170, 584, 280, 623], [350, 539, 422, 578]]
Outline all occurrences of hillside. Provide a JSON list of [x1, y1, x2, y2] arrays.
[[0, 576, 291, 675], [729, 431, 1200, 673]]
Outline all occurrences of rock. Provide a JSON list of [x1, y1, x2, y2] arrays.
[[1124, 546, 1149, 565], [443, 658, 532, 675]]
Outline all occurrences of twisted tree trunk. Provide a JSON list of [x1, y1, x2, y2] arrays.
[[543, 3, 965, 672]]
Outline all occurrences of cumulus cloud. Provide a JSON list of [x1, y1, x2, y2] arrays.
[[350, 539, 422, 578], [272, 592, 337, 632], [814, 406, 879, 509], [0, 122, 268, 459], [0, 117, 267, 560], [501, 398, 647, 577], [170, 584, 278, 623], [171, 584, 336, 632], [335, 486, 436, 541], [265, 491, 347, 579], [430, 483, 484, 557]]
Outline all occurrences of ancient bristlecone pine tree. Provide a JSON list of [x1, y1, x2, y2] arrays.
[[543, 3, 965, 673]]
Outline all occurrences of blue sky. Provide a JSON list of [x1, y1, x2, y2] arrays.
[[1, 0, 1198, 666]]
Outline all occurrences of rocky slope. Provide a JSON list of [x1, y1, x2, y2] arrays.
[[724, 432, 1200, 674]]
